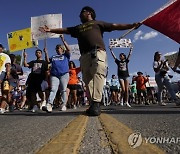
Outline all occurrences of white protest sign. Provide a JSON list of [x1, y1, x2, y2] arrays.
[[69, 44, 81, 60], [19, 72, 29, 86], [146, 77, 157, 87], [164, 51, 180, 68], [109, 38, 132, 48], [31, 14, 62, 40]]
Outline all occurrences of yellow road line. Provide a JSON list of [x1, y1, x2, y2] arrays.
[[99, 113, 165, 154], [36, 115, 88, 154]]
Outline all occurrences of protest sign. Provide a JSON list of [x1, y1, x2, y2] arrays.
[[164, 51, 180, 68], [69, 44, 81, 60], [7, 28, 38, 52], [31, 14, 62, 40], [109, 38, 132, 48], [146, 77, 157, 87]]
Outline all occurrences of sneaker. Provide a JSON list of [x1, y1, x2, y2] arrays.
[[5, 105, 9, 112], [0, 108, 5, 114], [40, 100, 46, 110], [86, 102, 101, 116], [73, 105, 77, 109], [60, 105, 67, 111], [32, 105, 39, 113], [120, 102, 124, 106], [158, 102, 166, 106], [125, 102, 131, 107], [145, 102, 150, 105], [42, 103, 52, 113], [9, 105, 15, 112]]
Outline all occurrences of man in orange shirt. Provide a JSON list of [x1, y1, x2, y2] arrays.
[[133, 72, 149, 105]]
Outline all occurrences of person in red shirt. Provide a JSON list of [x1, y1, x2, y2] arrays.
[[133, 72, 149, 105], [67, 61, 81, 109]]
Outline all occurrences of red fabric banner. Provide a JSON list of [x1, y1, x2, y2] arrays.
[[143, 0, 180, 44]]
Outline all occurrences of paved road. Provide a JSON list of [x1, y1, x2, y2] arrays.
[[102, 103, 180, 153], [0, 103, 179, 153]]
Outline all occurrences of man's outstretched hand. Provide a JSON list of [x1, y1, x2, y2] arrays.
[[133, 22, 142, 29], [39, 25, 50, 33]]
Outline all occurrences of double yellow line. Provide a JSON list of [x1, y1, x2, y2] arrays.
[[36, 114, 165, 154]]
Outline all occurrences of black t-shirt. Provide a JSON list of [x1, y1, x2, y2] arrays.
[[115, 58, 129, 78], [11, 63, 23, 79], [67, 20, 113, 54], [28, 60, 48, 80]]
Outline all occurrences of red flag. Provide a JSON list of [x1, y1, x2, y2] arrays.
[[143, 0, 180, 44]]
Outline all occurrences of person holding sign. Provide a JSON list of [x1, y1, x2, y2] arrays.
[[109, 47, 133, 107], [42, 35, 70, 112], [153, 51, 179, 106], [39, 6, 141, 116]]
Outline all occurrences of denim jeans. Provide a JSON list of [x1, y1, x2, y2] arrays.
[[155, 73, 176, 102], [48, 73, 69, 105]]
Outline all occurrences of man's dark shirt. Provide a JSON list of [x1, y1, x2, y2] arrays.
[[67, 20, 113, 54]]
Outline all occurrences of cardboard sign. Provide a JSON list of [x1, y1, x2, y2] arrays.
[[164, 51, 180, 68], [109, 38, 132, 48], [19, 72, 29, 86], [7, 28, 38, 52], [31, 14, 62, 40], [69, 44, 81, 60], [146, 77, 157, 87]]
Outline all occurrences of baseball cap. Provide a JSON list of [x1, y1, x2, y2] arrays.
[[137, 71, 143, 75], [155, 51, 162, 55]]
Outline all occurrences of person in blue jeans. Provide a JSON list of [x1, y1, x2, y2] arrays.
[[39, 6, 141, 116], [43, 35, 71, 112], [153, 51, 179, 106]]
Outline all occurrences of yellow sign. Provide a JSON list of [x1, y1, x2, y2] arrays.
[[0, 55, 6, 72], [7, 28, 38, 52]]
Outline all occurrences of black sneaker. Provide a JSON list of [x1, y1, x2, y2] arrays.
[[145, 102, 150, 105], [42, 106, 47, 112], [9, 105, 15, 112], [86, 102, 101, 116], [42, 104, 52, 113]]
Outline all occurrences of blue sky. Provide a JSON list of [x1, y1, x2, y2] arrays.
[[0, 0, 179, 81]]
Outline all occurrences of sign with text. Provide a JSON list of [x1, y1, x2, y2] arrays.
[[69, 44, 81, 60], [109, 38, 132, 48], [7, 28, 38, 52], [31, 14, 62, 40]]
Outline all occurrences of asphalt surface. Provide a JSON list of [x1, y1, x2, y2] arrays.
[[102, 103, 180, 153], [0, 103, 180, 154], [79, 116, 112, 154], [0, 109, 82, 154]]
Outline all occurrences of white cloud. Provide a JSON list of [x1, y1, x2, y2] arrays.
[[133, 30, 143, 42], [140, 31, 158, 40], [133, 31, 158, 42]]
